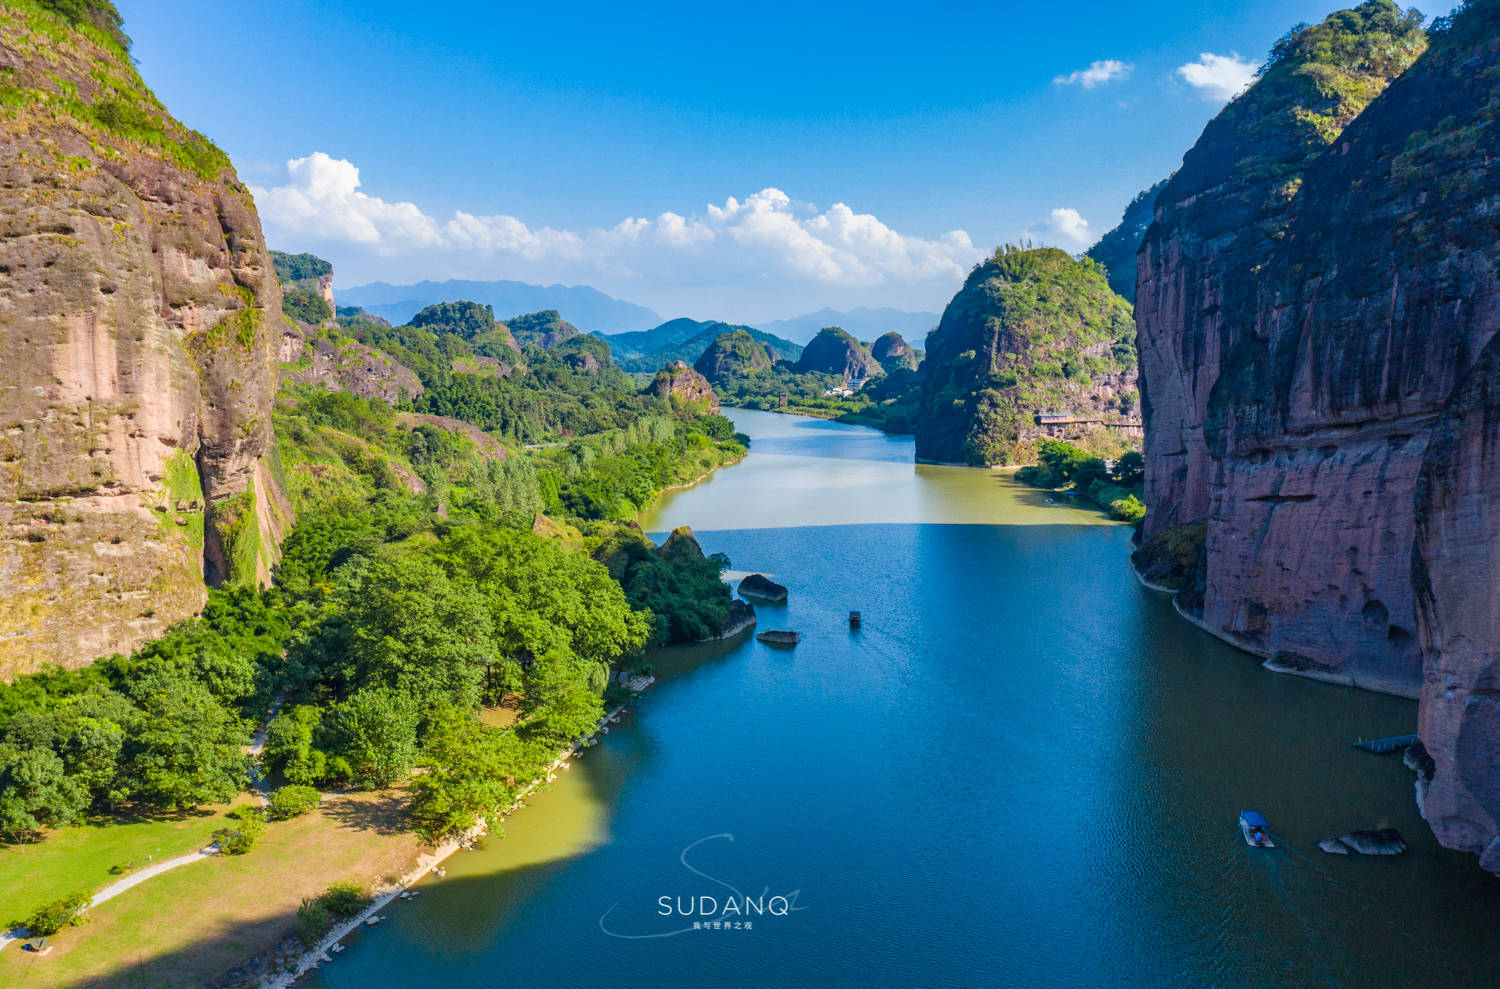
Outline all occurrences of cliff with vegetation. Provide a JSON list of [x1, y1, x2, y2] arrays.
[[871, 332, 918, 371], [507, 309, 579, 349], [645, 361, 718, 412], [796, 327, 880, 381], [1134, 0, 1500, 870], [0, 0, 290, 676], [915, 247, 1137, 465], [1084, 179, 1168, 303]]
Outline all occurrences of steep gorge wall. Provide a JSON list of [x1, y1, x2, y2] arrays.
[[0, 2, 289, 676], [1137, 0, 1500, 870]]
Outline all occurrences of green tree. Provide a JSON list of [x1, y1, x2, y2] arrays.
[[0, 744, 88, 841], [122, 677, 247, 811], [268, 784, 321, 820], [409, 707, 532, 841], [324, 688, 418, 789]]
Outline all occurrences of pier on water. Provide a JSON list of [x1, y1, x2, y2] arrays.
[[1353, 733, 1419, 754]]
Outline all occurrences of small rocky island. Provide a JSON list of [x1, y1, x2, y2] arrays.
[[737, 573, 789, 603], [756, 630, 801, 647]]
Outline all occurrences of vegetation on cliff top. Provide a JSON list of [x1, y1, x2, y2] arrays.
[[0, 1, 232, 181], [916, 246, 1136, 466]]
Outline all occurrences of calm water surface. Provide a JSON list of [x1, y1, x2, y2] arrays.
[[312, 409, 1500, 988]]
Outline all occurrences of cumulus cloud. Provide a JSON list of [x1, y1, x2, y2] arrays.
[[1030, 207, 1092, 248], [251, 153, 444, 248], [1053, 59, 1133, 88], [1176, 52, 1259, 101], [251, 154, 982, 290]]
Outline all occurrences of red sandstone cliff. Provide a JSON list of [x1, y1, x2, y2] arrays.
[[0, 3, 290, 676], [1136, 0, 1500, 871]]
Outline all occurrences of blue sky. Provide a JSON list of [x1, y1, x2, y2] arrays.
[[117, 0, 1438, 322]]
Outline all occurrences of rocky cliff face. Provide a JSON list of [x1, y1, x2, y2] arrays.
[[0, 1, 290, 675], [871, 332, 918, 371], [916, 247, 1137, 465], [795, 327, 879, 381], [1136, 1, 1500, 870], [1136, 2, 1426, 550], [646, 362, 719, 412]]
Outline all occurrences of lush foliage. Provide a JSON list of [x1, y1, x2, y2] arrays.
[[211, 809, 267, 855], [270, 251, 333, 285], [1018, 440, 1147, 522], [267, 784, 321, 821], [295, 880, 372, 945], [282, 286, 333, 325]]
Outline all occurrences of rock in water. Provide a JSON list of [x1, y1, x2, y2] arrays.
[[1319, 838, 1350, 855], [737, 573, 788, 603], [1338, 829, 1407, 856], [756, 630, 801, 647]]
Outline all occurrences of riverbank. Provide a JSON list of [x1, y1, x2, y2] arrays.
[[263, 682, 654, 987]]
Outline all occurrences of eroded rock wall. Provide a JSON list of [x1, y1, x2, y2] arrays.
[[0, 3, 288, 675]]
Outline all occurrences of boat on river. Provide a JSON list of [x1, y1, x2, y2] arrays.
[[1239, 810, 1275, 847]]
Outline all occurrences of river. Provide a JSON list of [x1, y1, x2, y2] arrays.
[[310, 408, 1500, 988]]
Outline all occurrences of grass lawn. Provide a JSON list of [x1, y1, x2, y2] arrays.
[[0, 796, 252, 926], [0, 788, 430, 988]]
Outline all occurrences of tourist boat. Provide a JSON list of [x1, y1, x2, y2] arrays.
[[1239, 810, 1275, 848]]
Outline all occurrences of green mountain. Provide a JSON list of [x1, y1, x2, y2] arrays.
[[693, 330, 776, 384], [507, 309, 580, 349], [601, 319, 802, 373], [915, 246, 1137, 465]]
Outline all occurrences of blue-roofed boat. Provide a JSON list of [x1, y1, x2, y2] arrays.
[[1239, 810, 1274, 848]]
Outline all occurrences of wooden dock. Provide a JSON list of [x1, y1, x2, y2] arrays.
[[1353, 733, 1419, 753]]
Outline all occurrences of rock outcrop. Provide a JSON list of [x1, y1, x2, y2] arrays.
[[915, 247, 1137, 465], [281, 330, 424, 404], [737, 573, 787, 603], [796, 327, 879, 382], [870, 332, 918, 371], [645, 362, 719, 412], [1135, 2, 1426, 549], [506, 309, 578, 349], [1135, 1, 1500, 870], [694, 330, 773, 384], [0, 1, 290, 676]]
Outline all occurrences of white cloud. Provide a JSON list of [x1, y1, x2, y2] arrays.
[[1030, 207, 1092, 248], [1176, 52, 1259, 101], [251, 154, 982, 293], [1053, 59, 1133, 88]]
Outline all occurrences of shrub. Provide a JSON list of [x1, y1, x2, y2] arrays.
[[213, 809, 267, 855], [1110, 495, 1146, 523], [319, 880, 372, 918], [25, 891, 91, 936], [267, 784, 321, 821], [295, 898, 332, 946]]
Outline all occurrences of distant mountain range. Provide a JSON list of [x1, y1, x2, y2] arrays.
[[338, 279, 664, 334], [753, 307, 939, 346], [337, 280, 939, 351], [598, 318, 803, 374]]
